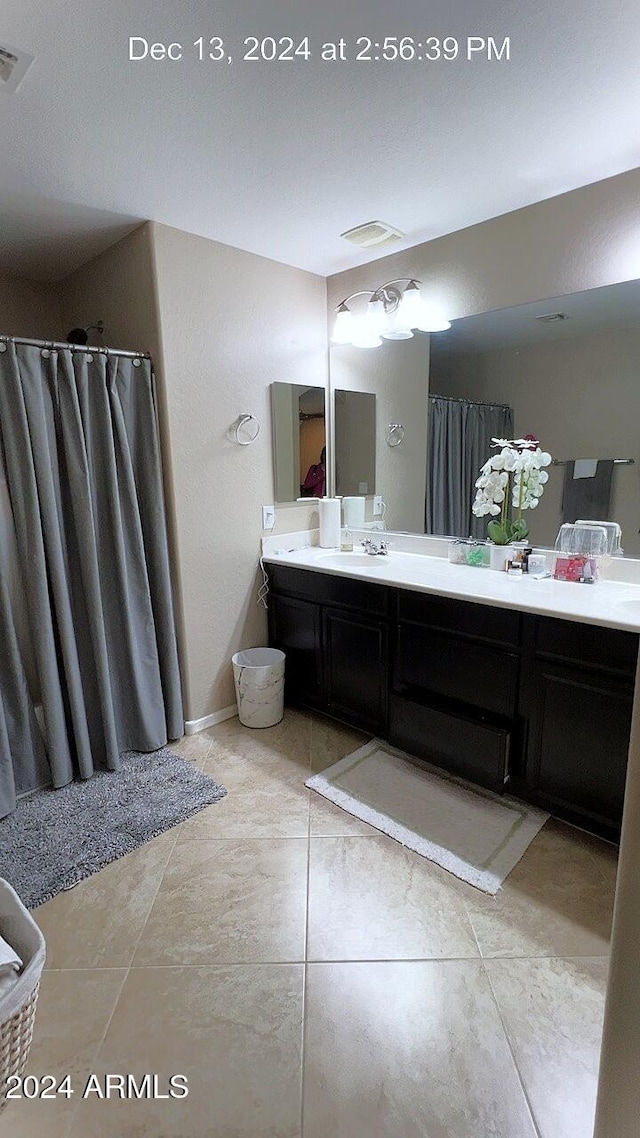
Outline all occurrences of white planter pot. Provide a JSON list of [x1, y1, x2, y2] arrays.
[[489, 543, 514, 571]]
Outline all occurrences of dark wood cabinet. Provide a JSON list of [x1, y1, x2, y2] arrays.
[[394, 622, 520, 719], [268, 593, 323, 708], [515, 614, 638, 838], [324, 607, 388, 734], [267, 564, 639, 839], [389, 692, 511, 793], [390, 591, 520, 791], [267, 565, 388, 732], [522, 661, 632, 834]]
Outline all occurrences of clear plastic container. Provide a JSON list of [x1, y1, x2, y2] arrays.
[[575, 520, 622, 557], [447, 539, 490, 568], [554, 523, 609, 558]]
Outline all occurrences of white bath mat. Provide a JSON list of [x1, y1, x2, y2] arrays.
[[306, 740, 549, 895]]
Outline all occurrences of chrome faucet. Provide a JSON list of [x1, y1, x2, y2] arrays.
[[361, 538, 389, 556]]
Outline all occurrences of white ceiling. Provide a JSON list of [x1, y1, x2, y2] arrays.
[[2, 0, 640, 281]]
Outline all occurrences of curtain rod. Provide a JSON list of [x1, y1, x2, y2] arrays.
[[0, 334, 150, 361], [429, 393, 512, 411]]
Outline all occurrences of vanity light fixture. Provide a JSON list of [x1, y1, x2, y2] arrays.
[[331, 279, 451, 348]]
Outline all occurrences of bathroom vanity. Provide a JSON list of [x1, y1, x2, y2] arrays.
[[265, 545, 640, 841]]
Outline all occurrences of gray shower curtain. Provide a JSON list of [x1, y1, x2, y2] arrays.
[[427, 395, 514, 537], [0, 341, 183, 819]]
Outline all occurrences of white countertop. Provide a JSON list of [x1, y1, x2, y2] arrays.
[[263, 545, 640, 635]]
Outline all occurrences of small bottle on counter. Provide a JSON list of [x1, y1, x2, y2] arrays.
[[340, 526, 353, 552]]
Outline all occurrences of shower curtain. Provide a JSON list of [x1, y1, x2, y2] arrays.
[[0, 341, 183, 819], [427, 395, 514, 537]]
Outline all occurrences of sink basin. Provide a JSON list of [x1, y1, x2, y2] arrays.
[[613, 598, 640, 620], [316, 552, 398, 569]]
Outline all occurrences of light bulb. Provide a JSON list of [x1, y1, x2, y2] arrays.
[[331, 303, 354, 344], [350, 314, 382, 348], [398, 280, 451, 332], [396, 281, 424, 329], [381, 307, 413, 340], [366, 297, 386, 335], [416, 303, 451, 332]]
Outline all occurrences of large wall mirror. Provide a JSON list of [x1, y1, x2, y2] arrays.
[[330, 278, 640, 556], [271, 382, 327, 503]]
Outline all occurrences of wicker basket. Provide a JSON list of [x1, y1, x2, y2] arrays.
[[0, 879, 46, 1111]]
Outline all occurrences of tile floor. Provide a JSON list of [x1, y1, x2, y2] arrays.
[[2, 710, 617, 1138]]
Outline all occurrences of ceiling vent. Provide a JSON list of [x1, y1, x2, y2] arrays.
[[340, 221, 405, 248], [535, 312, 568, 324], [0, 42, 35, 94]]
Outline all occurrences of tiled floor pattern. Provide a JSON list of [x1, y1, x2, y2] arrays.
[[1, 710, 616, 1137]]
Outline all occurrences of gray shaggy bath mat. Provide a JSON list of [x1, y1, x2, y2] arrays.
[[0, 747, 227, 909]]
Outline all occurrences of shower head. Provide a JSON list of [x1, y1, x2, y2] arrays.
[[65, 321, 104, 345]]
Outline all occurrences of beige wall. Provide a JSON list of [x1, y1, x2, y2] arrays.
[[433, 327, 640, 556], [150, 222, 328, 721], [59, 224, 161, 358], [0, 276, 62, 339]]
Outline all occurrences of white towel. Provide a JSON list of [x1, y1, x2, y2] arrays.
[[573, 459, 598, 479], [0, 932, 22, 972], [0, 933, 23, 1002]]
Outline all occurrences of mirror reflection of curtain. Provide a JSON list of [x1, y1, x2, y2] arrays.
[[0, 342, 184, 819], [427, 396, 514, 537]]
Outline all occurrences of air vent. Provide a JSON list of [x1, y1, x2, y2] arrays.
[[535, 312, 568, 324], [0, 42, 35, 94], [340, 221, 405, 248]]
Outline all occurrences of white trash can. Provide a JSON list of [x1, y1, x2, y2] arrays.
[[232, 647, 285, 729]]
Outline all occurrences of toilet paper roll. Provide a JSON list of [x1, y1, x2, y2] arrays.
[[342, 496, 366, 528], [318, 498, 341, 548]]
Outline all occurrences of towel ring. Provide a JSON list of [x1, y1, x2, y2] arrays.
[[386, 423, 405, 447], [234, 414, 260, 446]]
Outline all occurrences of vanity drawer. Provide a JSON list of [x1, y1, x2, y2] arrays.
[[396, 590, 521, 647], [389, 693, 510, 793], [394, 622, 520, 719], [268, 565, 389, 616], [533, 615, 639, 677]]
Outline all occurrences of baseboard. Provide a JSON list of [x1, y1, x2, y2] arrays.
[[184, 705, 238, 735]]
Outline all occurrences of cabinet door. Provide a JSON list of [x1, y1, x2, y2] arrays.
[[394, 623, 519, 719], [268, 594, 324, 709], [324, 608, 388, 734], [525, 661, 632, 831]]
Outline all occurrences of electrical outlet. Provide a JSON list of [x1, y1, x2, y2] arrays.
[[373, 495, 384, 516], [262, 505, 275, 530]]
